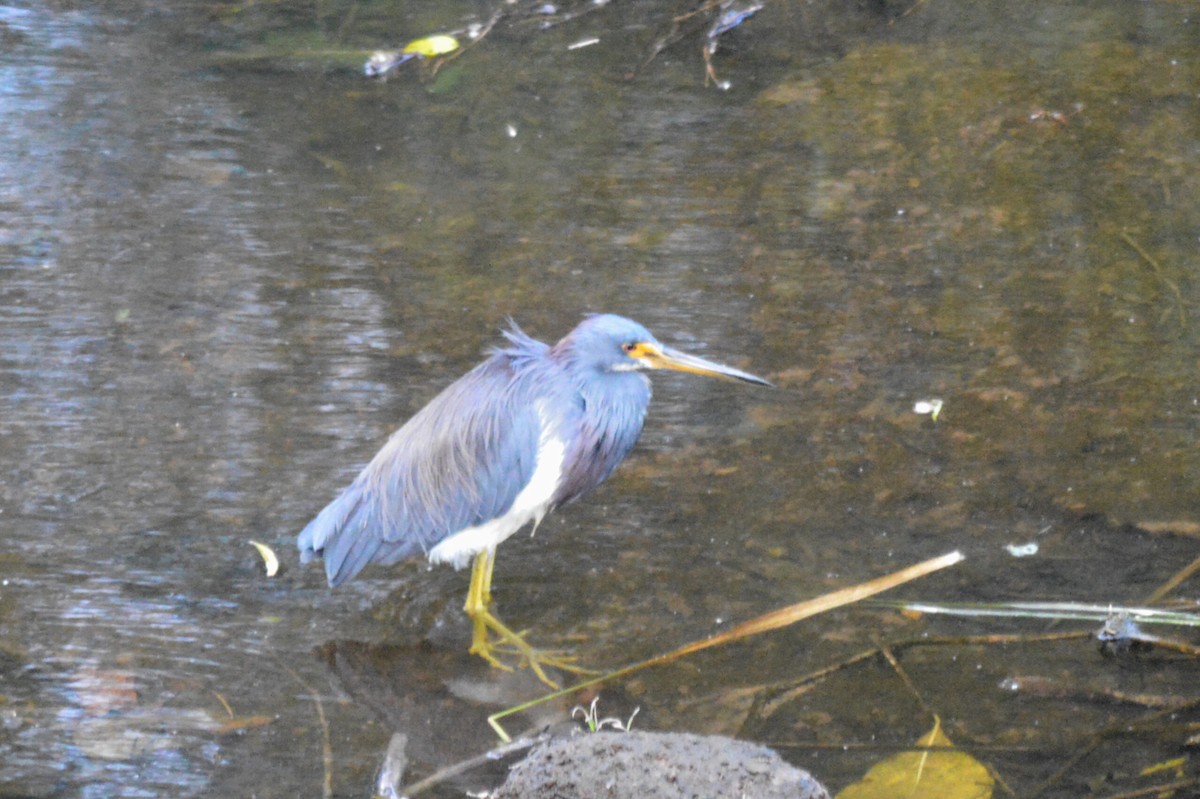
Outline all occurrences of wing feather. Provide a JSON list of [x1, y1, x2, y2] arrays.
[[297, 351, 547, 587]]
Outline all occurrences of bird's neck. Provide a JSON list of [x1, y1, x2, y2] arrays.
[[577, 369, 651, 424]]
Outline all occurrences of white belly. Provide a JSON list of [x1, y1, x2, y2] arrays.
[[428, 404, 565, 570]]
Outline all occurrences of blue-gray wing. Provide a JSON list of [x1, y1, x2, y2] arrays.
[[297, 353, 552, 587]]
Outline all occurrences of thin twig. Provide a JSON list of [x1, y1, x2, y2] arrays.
[[753, 630, 1090, 721], [277, 658, 334, 799], [1121, 230, 1187, 329], [1099, 777, 1200, 799], [673, 0, 726, 25], [1028, 696, 1200, 798], [751, 648, 881, 721], [395, 732, 549, 798], [430, 6, 505, 77], [769, 740, 1042, 753], [878, 641, 934, 719], [528, 0, 615, 31], [635, 26, 684, 77], [635, 0, 726, 78], [1026, 736, 1102, 799], [1144, 554, 1200, 605], [890, 0, 928, 24], [211, 690, 235, 719]]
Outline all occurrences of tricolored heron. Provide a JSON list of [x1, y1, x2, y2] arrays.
[[298, 314, 771, 686]]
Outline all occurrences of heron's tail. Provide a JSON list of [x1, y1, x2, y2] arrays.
[[297, 483, 420, 588]]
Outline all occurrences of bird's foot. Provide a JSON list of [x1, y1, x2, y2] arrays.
[[474, 639, 597, 689], [470, 614, 596, 689]]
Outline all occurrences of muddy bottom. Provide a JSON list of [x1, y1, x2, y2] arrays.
[[491, 730, 830, 799]]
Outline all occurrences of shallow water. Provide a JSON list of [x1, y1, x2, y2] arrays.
[[1, 0, 1197, 796]]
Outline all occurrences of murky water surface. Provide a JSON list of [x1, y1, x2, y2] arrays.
[[1, 0, 1197, 796]]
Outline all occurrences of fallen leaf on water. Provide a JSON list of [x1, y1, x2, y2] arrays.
[[836, 718, 993, 799], [248, 540, 279, 577], [403, 34, 459, 58]]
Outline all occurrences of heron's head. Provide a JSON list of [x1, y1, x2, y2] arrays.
[[561, 314, 772, 386]]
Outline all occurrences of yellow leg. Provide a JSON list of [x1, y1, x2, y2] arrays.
[[463, 549, 592, 689], [465, 550, 498, 661], [478, 547, 495, 607]]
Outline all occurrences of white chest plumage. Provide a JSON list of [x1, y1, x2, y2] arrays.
[[427, 401, 566, 570]]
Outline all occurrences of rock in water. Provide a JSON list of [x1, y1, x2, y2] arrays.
[[492, 730, 829, 799]]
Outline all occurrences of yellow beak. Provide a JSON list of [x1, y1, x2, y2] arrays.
[[633, 342, 773, 387]]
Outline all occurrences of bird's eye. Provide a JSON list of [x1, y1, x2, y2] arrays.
[[621, 342, 637, 355]]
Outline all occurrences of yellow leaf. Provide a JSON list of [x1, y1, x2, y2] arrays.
[[402, 34, 460, 58], [248, 540, 279, 577], [836, 719, 994, 799]]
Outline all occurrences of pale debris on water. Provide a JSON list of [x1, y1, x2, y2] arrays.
[[364, 51, 396, 77], [375, 732, 409, 799], [1005, 542, 1039, 558], [913, 398, 944, 421]]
